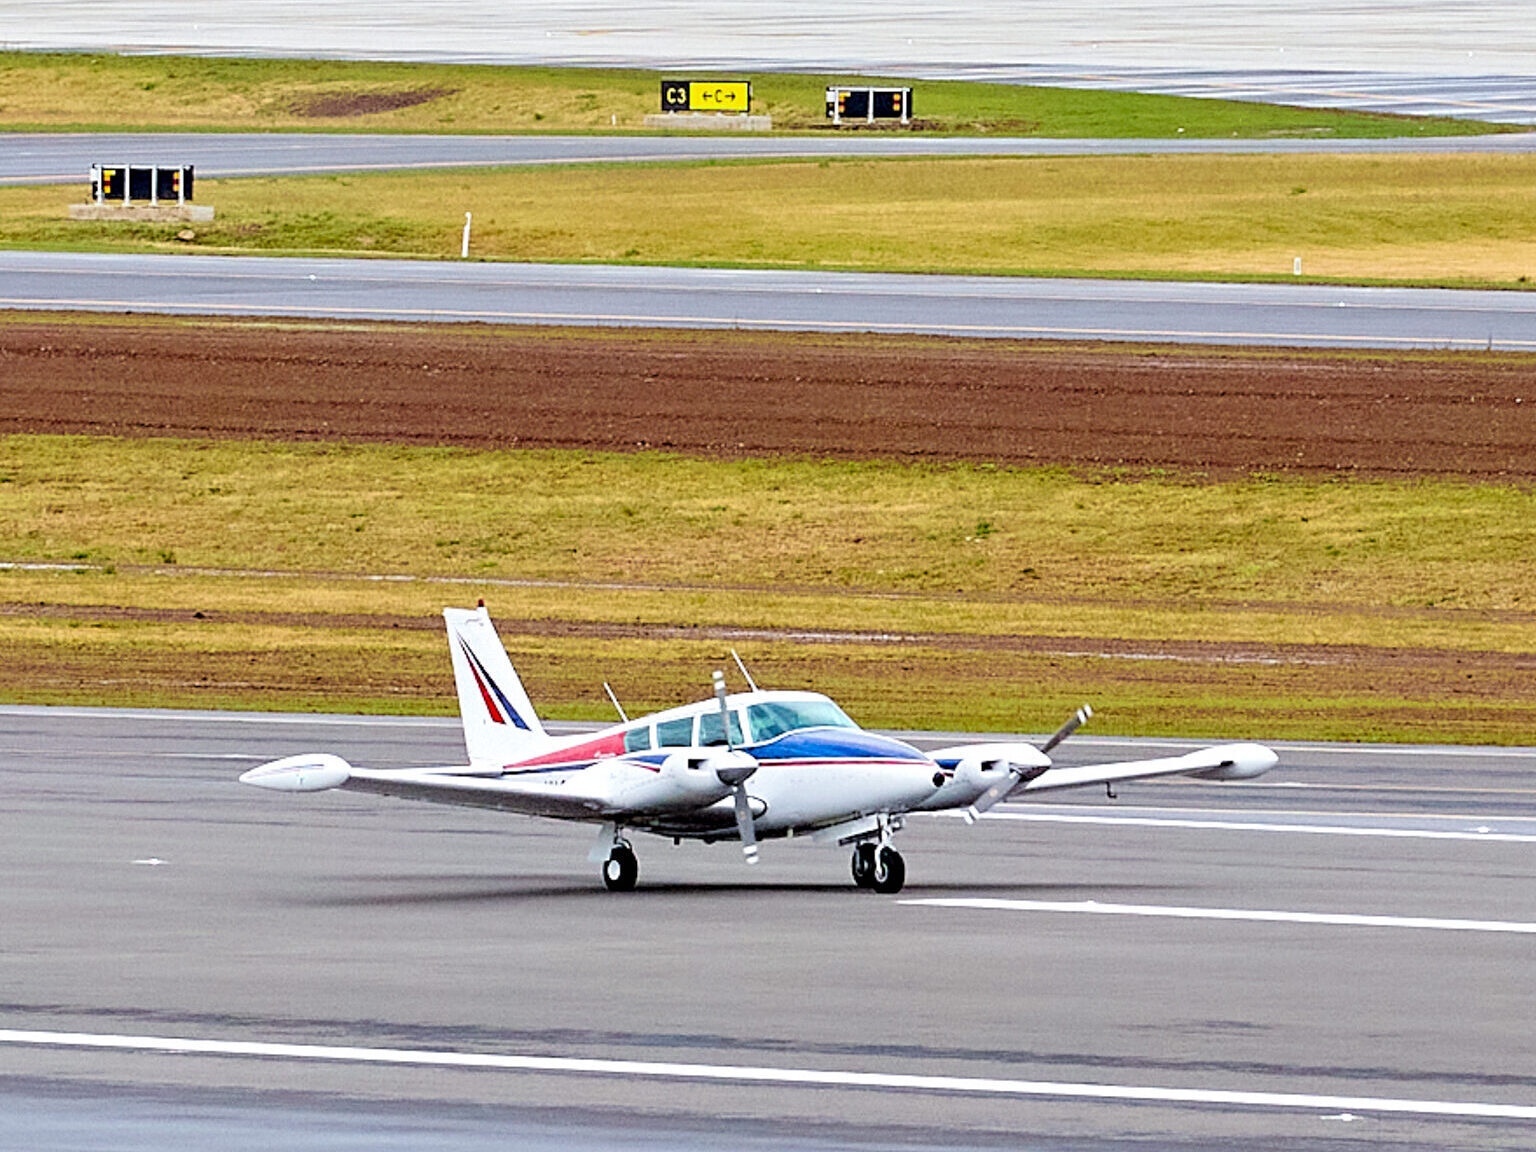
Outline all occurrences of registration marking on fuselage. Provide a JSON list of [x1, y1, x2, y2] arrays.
[[1, 1028, 1534, 1122], [901, 898, 1536, 934]]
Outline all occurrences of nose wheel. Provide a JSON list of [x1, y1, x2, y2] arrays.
[[602, 843, 638, 892], [850, 842, 905, 894]]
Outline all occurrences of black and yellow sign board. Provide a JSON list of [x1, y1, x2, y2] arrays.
[[825, 86, 913, 124], [660, 80, 751, 114], [91, 163, 195, 203]]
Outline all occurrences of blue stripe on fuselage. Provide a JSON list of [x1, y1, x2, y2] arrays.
[[749, 727, 929, 764]]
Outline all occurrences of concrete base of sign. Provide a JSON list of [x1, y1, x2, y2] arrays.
[[69, 204, 215, 223], [643, 113, 772, 131]]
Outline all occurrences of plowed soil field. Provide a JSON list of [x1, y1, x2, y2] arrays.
[[4, 318, 1534, 477]]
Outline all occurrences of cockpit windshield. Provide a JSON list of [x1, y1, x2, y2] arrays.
[[746, 699, 858, 743]]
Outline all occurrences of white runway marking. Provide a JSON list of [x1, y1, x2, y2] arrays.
[[976, 808, 1536, 843], [1, 1029, 1533, 1121], [903, 898, 1536, 934]]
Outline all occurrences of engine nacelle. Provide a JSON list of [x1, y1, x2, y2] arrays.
[[954, 756, 995, 792], [1182, 742, 1279, 780], [612, 751, 734, 814], [912, 742, 1051, 810]]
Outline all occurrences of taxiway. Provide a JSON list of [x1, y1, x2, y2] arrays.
[[7, 250, 1536, 350]]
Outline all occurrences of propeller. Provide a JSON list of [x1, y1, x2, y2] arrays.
[[711, 669, 760, 864], [963, 704, 1092, 824]]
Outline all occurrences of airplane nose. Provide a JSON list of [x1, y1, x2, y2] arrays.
[[890, 759, 946, 807]]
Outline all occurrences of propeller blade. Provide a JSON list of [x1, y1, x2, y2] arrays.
[[712, 669, 735, 750], [962, 754, 1059, 824], [733, 784, 759, 864], [1039, 704, 1093, 755], [716, 669, 758, 863], [962, 772, 1018, 824]]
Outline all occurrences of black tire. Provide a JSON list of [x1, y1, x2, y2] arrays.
[[602, 845, 639, 892], [870, 847, 906, 895], [851, 842, 876, 888]]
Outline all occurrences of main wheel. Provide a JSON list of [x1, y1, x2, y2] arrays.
[[870, 846, 906, 894], [602, 845, 639, 892], [851, 842, 876, 888]]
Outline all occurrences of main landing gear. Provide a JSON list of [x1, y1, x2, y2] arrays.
[[602, 841, 638, 892], [850, 841, 906, 895]]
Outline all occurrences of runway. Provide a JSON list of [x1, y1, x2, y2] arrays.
[[10, 131, 1536, 187], [5, 250, 1535, 351], [1, 704, 1532, 1149]]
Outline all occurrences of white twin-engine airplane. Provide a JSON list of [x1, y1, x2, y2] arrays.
[[241, 605, 1279, 894]]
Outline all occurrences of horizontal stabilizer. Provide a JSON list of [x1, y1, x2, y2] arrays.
[[239, 753, 352, 792]]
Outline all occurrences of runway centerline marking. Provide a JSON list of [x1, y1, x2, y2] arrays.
[[971, 808, 1536, 843], [902, 898, 1536, 934], [1, 1029, 1534, 1122]]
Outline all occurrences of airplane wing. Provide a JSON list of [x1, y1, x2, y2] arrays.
[[241, 753, 619, 821], [1016, 742, 1278, 795], [240, 749, 741, 823], [341, 767, 613, 820]]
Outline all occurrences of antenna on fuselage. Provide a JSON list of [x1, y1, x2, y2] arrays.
[[730, 649, 760, 693], [603, 682, 629, 723]]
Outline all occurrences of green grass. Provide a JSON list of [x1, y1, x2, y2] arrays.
[[2, 434, 1534, 741], [5, 434, 1536, 614], [0, 52, 1506, 137], [7, 153, 1536, 286]]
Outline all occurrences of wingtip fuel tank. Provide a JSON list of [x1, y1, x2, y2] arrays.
[[239, 753, 352, 792]]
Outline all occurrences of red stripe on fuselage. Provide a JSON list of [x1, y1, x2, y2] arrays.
[[507, 732, 626, 770]]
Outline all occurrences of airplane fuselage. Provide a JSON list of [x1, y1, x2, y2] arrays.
[[486, 692, 944, 839]]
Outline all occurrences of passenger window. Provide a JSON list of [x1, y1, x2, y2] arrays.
[[656, 717, 694, 747], [623, 726, 652, 753], [698, 709, 744, 747]]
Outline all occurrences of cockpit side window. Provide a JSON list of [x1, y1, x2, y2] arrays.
[[623, 726, 653, 753], [655, 716, 693, 747], [698, 709, 744, 747]]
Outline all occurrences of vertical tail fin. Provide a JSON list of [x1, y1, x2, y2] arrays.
[[443, 606, 550, 766]]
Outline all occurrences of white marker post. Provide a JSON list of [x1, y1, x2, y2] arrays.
[[461, 211, 472, 259], [1293, 256, 1302, 276]]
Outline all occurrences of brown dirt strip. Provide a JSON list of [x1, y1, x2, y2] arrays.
[[3, 317, 1535, 478]]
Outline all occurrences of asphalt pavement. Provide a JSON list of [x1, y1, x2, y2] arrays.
[[1, 704, 1532, 1150], [5, 250, 1535, 351]]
